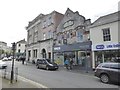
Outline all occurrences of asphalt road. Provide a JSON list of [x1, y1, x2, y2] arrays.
[[4, 61, 119, 88]]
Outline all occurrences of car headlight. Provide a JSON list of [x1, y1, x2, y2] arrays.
[[49, 64, 53, 66]]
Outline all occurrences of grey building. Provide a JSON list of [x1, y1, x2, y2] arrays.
[[26, 11, 63, 63], [53, 8, 92, 69]]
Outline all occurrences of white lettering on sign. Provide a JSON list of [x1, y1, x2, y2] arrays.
[[54, 47, 61, 50], [92, 42, 120, 51]]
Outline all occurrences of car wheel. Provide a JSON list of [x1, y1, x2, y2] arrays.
[[100, 74, 110, 83], [46, 66, 49, 70]]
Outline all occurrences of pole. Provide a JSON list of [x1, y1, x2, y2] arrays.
[[10, 42, 15, 83], [85, 50, 88, 73]]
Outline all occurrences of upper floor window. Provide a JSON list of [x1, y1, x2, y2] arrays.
[[77, 31, 83, 42], [43, 33, 46, 40], [48, 30, 52, 38], [42, 20, 46, 29], [63, 20, 74, 28], [18, 49, 20, 53], [102, 28, 111, 41], [18, 44, 21, 47]]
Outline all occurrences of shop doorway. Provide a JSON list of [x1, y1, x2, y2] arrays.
[[41, 48, 46, 58]]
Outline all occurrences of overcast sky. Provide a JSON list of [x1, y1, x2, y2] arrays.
[[0, 0, 119, 47]]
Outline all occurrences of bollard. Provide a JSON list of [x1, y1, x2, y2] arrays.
[[15, 67, 18, 82], [4, 68, 7, 79]]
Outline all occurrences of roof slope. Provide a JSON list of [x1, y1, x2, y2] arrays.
[[91, 11, 120, 28]]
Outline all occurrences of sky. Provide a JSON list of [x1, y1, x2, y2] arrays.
[[0, 0, 119, 47]]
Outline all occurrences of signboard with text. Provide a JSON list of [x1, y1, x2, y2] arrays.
[[92, 42, 120, 51]]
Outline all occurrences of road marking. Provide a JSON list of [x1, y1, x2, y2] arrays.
[[18, 75, 48, 88]]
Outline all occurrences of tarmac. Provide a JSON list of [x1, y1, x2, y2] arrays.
[[0, 62, 94, 89]]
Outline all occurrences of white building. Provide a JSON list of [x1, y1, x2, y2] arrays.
[[0, 41, 12, 58], [90, 11, 120, 69], [16, 39, 26, 57]]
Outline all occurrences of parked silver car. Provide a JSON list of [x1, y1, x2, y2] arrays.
[[0, 60, 7, 69], [94, 62, 120, 84]]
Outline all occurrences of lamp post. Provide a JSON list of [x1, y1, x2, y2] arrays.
[[10, 42, 16, 83]]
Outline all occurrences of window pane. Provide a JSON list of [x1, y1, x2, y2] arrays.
[[102, 28, 111, 41]]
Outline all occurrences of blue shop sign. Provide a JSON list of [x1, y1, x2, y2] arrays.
[[107, 43, 120, 48], [96, 45, 104, 49], [95, 43, 120, 50]]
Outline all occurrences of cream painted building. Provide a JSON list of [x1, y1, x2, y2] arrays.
[[90, 11, 120, 69], [26, 11, 63, 63], [16, 39, 27, 57]]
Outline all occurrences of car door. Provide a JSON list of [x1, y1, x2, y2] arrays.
[[109, 63, 120, 82], [38, 59, 43, 68], [42, 60, 47, 69]]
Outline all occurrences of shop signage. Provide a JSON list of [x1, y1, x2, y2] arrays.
[[106, 43, 120, 48], [54, 47, 61, 50], [96, 45, 104, 49], [93, 42, 120, 51]]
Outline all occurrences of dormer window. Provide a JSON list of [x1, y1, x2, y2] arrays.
[[66, 13, 70, 17]]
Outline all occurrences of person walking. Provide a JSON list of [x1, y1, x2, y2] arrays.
[[64, 58, 70, 70], [70, 58, 73, 70]]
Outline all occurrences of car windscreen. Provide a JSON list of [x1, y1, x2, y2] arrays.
[[46, 59, 53, 64]]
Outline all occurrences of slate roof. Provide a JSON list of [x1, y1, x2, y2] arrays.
[[91, 11, 120, 28], [16, 39, 26, 44]]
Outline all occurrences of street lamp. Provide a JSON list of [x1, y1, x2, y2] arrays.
[[10, 42, 16, 83]]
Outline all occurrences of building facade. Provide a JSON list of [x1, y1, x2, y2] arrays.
[[26, 11, 64, 63], [0, 41, 11, 58], [53, 8, 92, 69], [16, 39, 27, 57], [90, 11, 120, 69]]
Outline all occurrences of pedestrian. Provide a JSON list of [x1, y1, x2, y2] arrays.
[[70, 58, 73, 70], [64, 58, 70, 70], [22, 56, 25, 65]]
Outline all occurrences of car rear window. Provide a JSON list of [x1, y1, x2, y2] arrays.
[[110, 64, 120, 69]]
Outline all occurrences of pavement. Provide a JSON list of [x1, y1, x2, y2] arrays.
[[0, 69, 48, 89]]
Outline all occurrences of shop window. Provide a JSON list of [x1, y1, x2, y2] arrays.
[[102, 28, 111, 41], [33, 49, 37, 58], [28, 50, 31, 57], [48, 52, 51, 59]]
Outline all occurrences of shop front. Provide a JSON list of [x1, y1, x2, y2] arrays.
[[53, 41, 92, 69], [92, 42, 120, 68]]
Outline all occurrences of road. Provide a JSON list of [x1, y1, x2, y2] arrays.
[[3, 61, 119, 88]]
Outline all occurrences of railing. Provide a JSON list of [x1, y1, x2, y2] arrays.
[[1, 67, 18, 82]]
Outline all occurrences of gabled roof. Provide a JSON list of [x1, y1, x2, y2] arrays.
[[56, 8, 87, 34], [16, 39, 26, 44], [91, 11, 120, 28]]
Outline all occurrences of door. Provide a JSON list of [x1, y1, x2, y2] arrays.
[[109, 64, 120, 82]]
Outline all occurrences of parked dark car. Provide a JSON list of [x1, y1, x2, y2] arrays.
[[36, 59, 59, 70], [94, 62, 120, 84]]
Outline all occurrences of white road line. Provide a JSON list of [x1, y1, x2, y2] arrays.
[[18, 75, 48, 88]]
